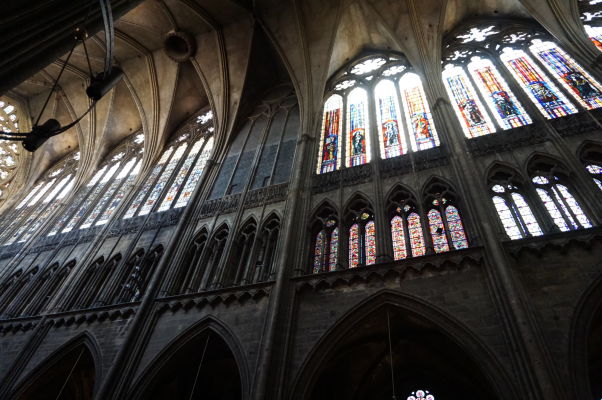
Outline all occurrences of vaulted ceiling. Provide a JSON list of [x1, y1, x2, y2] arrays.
[[0, 0, 591, 209]]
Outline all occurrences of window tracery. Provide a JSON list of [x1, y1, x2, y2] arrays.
[[579, 0, 602, 51], [387, 187, 426, 260], [488, 169, 543, 240], [312, 205, 339, 274], [345, 197, 376, 268], [529, 160, 592, 232], [316, 53, 439, 174], [0, 99, 22, 199], [442, 20, 602, 137], [0, 150, 79, 245], [580, 145, 602, 190], [424, 181, 469, 252], [123, 109, 214, 219]]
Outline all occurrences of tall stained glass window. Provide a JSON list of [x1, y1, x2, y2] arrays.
[[346, 88, 370, 167], [408, 213, 426, 257], [375, 80, 406, 158], [491, 183, 543, 239], [313, 230, 326, 274], [365, 221, 376, 265], [317, 95, 343, 173], [532, 175, 592, 231], [174, 137, 214, 208], [500, 48, 577, 119], [315, 54, 440, 174], [349, 223, 360, 268], [312, 218, 338, 274], [1, 151, 79, 245], [580, 0, 602, 50], [529, 40, 602, 109], [467, 57, 532, 129], [428, 209, 450, 253], [391, 215, 407, 260], [442, 64, 496, 137]]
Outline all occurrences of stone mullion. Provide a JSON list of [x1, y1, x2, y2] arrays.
[[401, 212, 412, 259], [394, 76, 415, 156], [551, 183, 584, 228], [421, 58, 568, 400], [367, 84, 391, 263], [173, 244, 202, 294], [234, 234, 253, 285], [419, 204, 435, 255], [438, 204, 455, 250], [2, 279, 35, 317], [11, 276, 48, 317], [242, 231, 263, 283], [263, 229, 280, 280], [187, 219, 219, 292]]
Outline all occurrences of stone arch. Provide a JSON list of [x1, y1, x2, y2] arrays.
[[223, 217, 258, 287], [291, 290, 514, 400], [11, 331, 101, 400], [525, 152, 573, 178], [485, 161, 526, 185], [342, 191, 373, 216], [253, 212, 282, 282], [569, 268, 602, 399], [130, 316, 248, 400], [577, 140, 602, 164]]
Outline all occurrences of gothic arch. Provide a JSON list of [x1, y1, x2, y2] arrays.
[[309, 199, 339, 224], [569, 267, 602, 399], [11, 331, 101, 400], [485, 161, 526, 183], [130, 316, 249, 400], [525, 152, 572, 176], [342, 191, 373, 215], [291, 290, 514, 400]]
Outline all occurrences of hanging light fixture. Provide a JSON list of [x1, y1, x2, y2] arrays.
[[0, 0, 123, 152]]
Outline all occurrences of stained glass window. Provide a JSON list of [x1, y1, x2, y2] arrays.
[[529, 40, 602, 109], [445, 205, 468, 249], [158, 140, 203, 212], [365, 221, 376, 265], [329, 228, 339, 271], [442, 64, 496, 137], [317, 95, 343, 174], [375, 80, 406, 158], [428, 209, 450, 253], [493, 195, 522, 239], [96, 160, 142, 226], [408, 212, 426, 257], [139, 144, 187, 216], [175, 137, 214, 208], [399, 73, 440, 150], [313, 230, 326, 274], [349, 223, 360, 268], [62, 162, 120, 233], [467, 57, 532, 129], [533, 176, 591, 231], [346, 88, 370, 167], [511, 192, 543, 236], [391, 215, 407, 260], [48, 166, 108, 236], [500, 47, 577, 119], [80, 158, 137, 229], [586, 164, 602, 190], [407, 389, 435, 400], [123, 147, 173, 219]]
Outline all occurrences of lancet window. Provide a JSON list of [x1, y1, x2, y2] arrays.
[[443, 21, 602, 137], [579, 0, 602, 51], [387, 187, 426, 260], [488, 169, 543, 240], [48, 133, 144, 235], [316, 54, 440, 174], [529, 160, 592, 232], [0, 151, 79, 245], [123, 109, 214, 219], [424, 182, 469, 253], [312, 205, 339, 274], [346, 197, 376, 268]]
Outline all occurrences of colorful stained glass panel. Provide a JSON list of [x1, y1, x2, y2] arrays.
[[313, 230, 326, 274], [428, 209, 450, 253], [175, 137, 214, 208], [346, 89, 370, 167], [407, 213, 426, 257], [493, 196, 522, 239], [445, 205, 468, 250], [349, 223, 360, 268], [530, 40, 602, 109], [365, 221, 376, 265], [399, 73, 440, 150], [329, 228, 339, 271], [391, 216, 407, 260], [468, 57, 532, 129], [158, 140, 203, 212], [96, 160, 141, 226], [500, 47, 577, 119], [317, 95, 343, 174], [375, 80, 406, 158]]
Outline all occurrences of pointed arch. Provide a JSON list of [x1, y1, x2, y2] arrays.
[[11, 331, 101, 400], [129, 316, 248, 400], [291, 290, 514, 400]]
